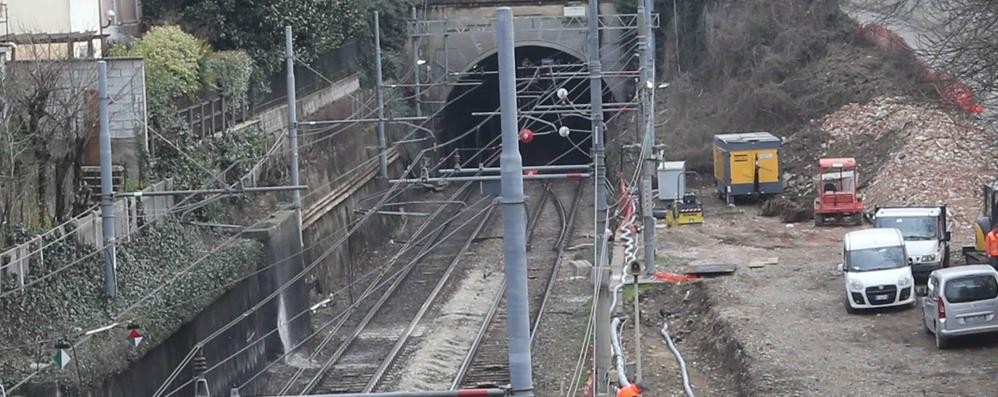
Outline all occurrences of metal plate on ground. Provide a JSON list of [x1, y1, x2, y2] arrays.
[[749, 257, 779, 269], [687, 263, 737, 275]]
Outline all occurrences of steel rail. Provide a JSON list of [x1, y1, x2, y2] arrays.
[[452, 181, 584, 388], [363, 205, 497, 392], [530, 180, 584, 343], [301, 189, 492, 394], [276, 183, 476, 395], [450, 184, 553, 389]]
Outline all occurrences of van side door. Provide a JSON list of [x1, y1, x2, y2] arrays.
[[923, 275, 939, 331]]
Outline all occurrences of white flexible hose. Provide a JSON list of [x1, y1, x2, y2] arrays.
[[611, 190, 695, 397], [661, 318, 695, 397], [610, 317, 631, 388], [609, 194, 639, 388]]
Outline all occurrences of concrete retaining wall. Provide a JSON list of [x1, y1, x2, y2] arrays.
[[94, 211, 309, 397]]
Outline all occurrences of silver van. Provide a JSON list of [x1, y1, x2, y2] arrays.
[[921, 265, 998, 349]]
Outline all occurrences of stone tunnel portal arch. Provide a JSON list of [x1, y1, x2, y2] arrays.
[[441, 45, 616, 167]]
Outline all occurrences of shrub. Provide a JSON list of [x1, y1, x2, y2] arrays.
[[113, 26, 209, 120], [202, 50, 254, 112]]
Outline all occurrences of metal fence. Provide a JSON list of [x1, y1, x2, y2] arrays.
[[0, 179, 176, 294], [174, 95, 252, 139]]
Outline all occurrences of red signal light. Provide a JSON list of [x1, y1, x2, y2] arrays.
[[518, 128, 534, 143]]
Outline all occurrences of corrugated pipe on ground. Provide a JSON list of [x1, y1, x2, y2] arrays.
[[660, 317, 695, 397], [610, 179, 695, 396]]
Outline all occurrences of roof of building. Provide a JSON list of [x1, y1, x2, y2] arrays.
[[819, 158, 857, 169], [713, 132, 780, 144], [844, 228, 905, 251], [658, 161, 685, 171], [874, 207, 943, 218]]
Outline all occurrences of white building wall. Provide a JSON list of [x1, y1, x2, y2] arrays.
[[69, 0, 101, 34], [6, 0, 72, 34]]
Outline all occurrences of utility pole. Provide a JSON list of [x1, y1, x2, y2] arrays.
[[411, 6, 422, 119], [633, 272, 642, 381], [374, 11, 389, 179], [587, 0, 611, 395], [97, 61, 118, 299], [496, 7, 535, 397], [285, 27, 304, 238], [639, 0, 657, 278]]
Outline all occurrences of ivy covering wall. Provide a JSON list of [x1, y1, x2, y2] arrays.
[[0, 221, 263, 390]]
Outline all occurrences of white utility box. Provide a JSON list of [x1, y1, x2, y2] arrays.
[[657, 161, 686, 201]]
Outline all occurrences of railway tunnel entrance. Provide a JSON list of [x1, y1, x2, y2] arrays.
[[441, 45, 615, 167]]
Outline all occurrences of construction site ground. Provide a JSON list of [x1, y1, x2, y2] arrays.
[[627, 190, 998, 396]]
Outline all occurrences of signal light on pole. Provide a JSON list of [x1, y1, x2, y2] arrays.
[[518, 128, 534, 143], [558, 126, 570, 138], [126, 322, 143, 348], [53, 340, 72, 370]]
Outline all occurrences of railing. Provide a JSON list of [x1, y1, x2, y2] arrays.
[[0, 179, 176, 294], [174, 95, 251, 139], [0, 71, 363, 294]]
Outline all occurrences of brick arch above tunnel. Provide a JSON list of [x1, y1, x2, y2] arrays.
[[440, 40, 615, 104], [413, 3, 631, 114], [439, 44, 617, 166]]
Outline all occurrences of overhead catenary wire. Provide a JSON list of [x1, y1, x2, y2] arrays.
[[148, 74, 589, 395], [3, 42, 443, 392], [153, 59, 606, 392], [160, 194, 497, 397], [5, 12, 645, 392], [156, 67, 607, 395]]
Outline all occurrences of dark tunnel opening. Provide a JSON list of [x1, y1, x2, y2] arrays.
[[441, 46, 615, 167]]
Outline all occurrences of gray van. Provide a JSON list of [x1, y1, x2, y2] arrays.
[[921, 265, 998, 349]]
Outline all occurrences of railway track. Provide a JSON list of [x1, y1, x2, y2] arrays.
[[272, 182, 495, 394], [453, 180, 585, 389]]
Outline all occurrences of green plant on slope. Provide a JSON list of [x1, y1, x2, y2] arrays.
[[112, 25, 209, 121]]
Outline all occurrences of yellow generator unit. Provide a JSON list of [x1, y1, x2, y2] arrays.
[[665, 193, 704, 227], [713, 132, 783, 202]]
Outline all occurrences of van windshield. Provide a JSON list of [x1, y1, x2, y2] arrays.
[[847, 246, 906, 272], [945, 275, 998, 303], [875, 216, 938, 240]]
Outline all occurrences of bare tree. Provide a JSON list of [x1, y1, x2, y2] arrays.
[[0, 38, 96, 240], [850, 0, 997, 107]]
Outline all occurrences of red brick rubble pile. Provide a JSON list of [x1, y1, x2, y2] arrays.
[[819, 97, 996, 240]]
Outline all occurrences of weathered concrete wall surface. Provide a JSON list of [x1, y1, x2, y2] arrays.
[[415, 3, 626, 109], [89, 211, 308, 397], [299, 95, 410, 303]]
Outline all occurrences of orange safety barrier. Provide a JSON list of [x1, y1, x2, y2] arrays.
[[858, 23, 984, 114], [653, 272, 703, 283]]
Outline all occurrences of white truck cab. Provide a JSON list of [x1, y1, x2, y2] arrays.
[[840, 228, 917, 312], [873, 206, 950, 278]]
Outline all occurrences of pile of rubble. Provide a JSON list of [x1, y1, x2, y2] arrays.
[[819, 97, 997, 239]]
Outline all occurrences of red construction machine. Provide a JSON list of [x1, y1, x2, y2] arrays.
[[814, 158, 864, 226]]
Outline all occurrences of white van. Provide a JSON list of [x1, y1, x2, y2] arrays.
[[840, 228, 916, 313]]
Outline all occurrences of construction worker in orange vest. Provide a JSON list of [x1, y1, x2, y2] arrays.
[[987, 226, 998, 267], [617, 382, 646, 397]]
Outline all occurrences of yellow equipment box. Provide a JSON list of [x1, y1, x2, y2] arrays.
[[713, 132, 783, 201]]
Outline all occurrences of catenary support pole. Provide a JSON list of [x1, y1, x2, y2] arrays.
[[641, 0, 657, 278], [97, 61, 118, 299], [374, 11, 389, 179], [412, 5, 422, 119], [633, 273, 643, 382], [496, 7, 535, 397], [588, 0, 611, 395], [285, 27, 303, 233]]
